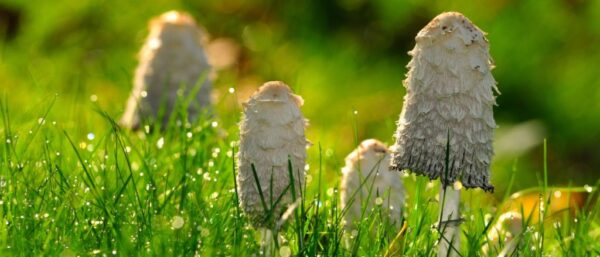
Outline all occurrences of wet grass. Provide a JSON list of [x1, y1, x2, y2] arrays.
[[0, 98, 598, 257]]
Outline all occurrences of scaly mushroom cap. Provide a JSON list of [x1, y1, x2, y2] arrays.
[[341, 139, 405, 230], [237, 81, 308, 227], [121, 10, 212, 129], [390, 12, 499, 191]]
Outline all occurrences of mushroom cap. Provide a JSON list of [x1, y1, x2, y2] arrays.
[[390, 12, 498, 191], [341, 139, 405, 230], [148, 11, 209, 45], [237, 81, 308, 227], [248, 81, 304, 107], [152, 11, 198, 27], [487, 211, 523, 244], [415, 12, 487, 48], [120, 10, 212, 129]]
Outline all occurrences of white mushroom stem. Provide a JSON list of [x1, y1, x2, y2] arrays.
[[438, 186, 460, 257], [259, 228, 276, 257]]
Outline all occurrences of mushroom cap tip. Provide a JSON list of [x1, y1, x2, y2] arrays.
[[150, 10, 198, 29], [252, 81, 304, 106], [258, 81, 292, 92], [359, 139, 388, 153]]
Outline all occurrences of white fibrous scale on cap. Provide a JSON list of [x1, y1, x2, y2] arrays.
[[237, 81, 309, 227], [121, 11, 213, 129], [340, 139, 405, 231], [390, 12, 499, 192]]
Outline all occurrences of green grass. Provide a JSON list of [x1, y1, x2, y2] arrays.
[[0, 97, 598, 256]]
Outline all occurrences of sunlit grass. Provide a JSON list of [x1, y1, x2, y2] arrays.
[[0, 96, 598, 256]]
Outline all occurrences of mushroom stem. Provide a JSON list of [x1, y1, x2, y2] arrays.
[[438, 186, 460, 257], [259, 228, 276, 256]]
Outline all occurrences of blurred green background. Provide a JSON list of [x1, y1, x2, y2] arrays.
[[0, 0, 599, 195]]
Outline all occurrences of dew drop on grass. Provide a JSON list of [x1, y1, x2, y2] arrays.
[[131, 162, 139, 171], [87, 133, 95, 140], [426, 181, 434, 190], [140, 91, 148, 98], [584, 184, 593, 193], [201, 228, 210, 237], [212, 148, 220, 158], [553, 190, 562, 198], [171, 216, 184, 229], [375, 197, 383, 205], [306, 174, 312, 183], [484, 213, 493, 225], [90, 94, 98, 102], [453, 181, 463, 190], [228, 87, 235, 94], [553, 221, 561, 229], [326, 188, 334, 196], [187, 132, 193, 138], [211, 121, 218, 128], [157, 137, 165, 149]]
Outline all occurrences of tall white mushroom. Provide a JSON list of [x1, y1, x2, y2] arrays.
[[340, 139, 405, 232], [237, 81, 308, 251], [121, 10, 212, 129], [390, 12, 499, 257]]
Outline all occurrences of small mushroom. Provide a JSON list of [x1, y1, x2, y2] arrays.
[[486, 187, 597, 255], [237, 81, 308, 228], [340, 139, 405, 232], [121, 10, 213, 129], [389, 12, 499, 257]]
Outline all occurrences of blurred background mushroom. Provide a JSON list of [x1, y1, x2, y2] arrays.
[[340, 139, 405, 240], [120, 10, 213, 130]]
